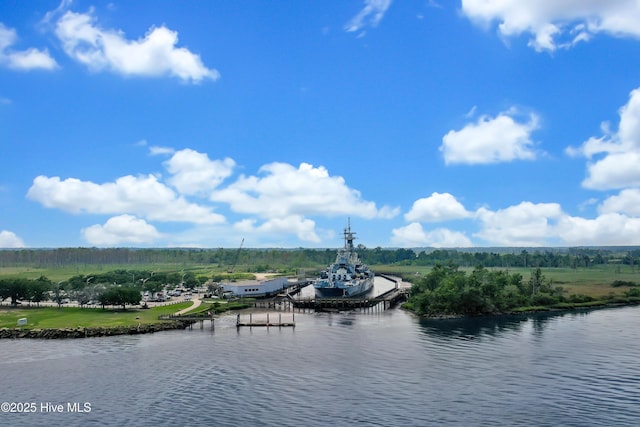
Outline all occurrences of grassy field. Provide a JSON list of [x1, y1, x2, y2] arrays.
[[0, 302, 194, 330], [0, 264, 215, 282]]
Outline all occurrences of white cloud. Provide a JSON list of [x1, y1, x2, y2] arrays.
[[475, 201, 640, 246], [405, 192, 471, 222], [27, 174, 225, 224], [391, 223, 472, 248], [583, 152, 640, 190], [464, 105, 477, 118], [164, 149, 235, 196], [461, 0, 640, 51], [475, 201, 563, 246], [149, 145, 175, 156], [54, 10, 219, 83], [599, 189, 640, 216], [345, 0, 392, 33], [25, 151, 402, 246], [441, 109, 540, 165], [0, 230, 25, 248], [211, 162, 399, 220], [234, 216, 321, 243], [82, 215, 161, 245], [398, 188, 640, 247], [0, 23, 57, 71], [556, 213, 640, 246], [567, 87, 640, 190]]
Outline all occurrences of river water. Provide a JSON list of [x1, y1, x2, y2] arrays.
[[1, 304, 639, 426]]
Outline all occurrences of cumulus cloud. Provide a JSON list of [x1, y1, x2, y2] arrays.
[[234, 215, 321, 243], [82, 215, 161, 245], [474, 201, 563, 246], [399, 188, 640, 247], [0, 230, 25, 248], [26, 174, 225, 224], [345, 0, 392, 34], [461, 0, 640, 51], [164, 149, 235, 196], [0, 23, 57, 70], [567, 88, 640, 190], [440, 109, 540, 165], [54, 9, 219, 83], [405, 192, 471, 222], [211, 162, 399, 220], [24, 150, 404, 246], [391, 223, 472, 248], [556, 213, 640, 246], [469, 198, 640, 246], [599, 189, 640, 216]]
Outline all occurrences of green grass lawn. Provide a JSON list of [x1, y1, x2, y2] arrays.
[[0, 302, 194, 329]]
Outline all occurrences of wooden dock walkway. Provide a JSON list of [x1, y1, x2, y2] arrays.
[[236, 313, 295, 327], [284, 287, 408, 312], [157, 312, 296, 329], [158, 312, 216, 329]]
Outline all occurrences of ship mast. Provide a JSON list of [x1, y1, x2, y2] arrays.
[[344, 218, 356, 252]]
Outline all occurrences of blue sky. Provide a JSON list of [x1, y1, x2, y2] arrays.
[[2, 0, 640, 249]]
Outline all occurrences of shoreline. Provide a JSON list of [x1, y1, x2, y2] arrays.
[[4, 300, 639, 339], [0, 320, 194, 339], [410, 300, 640, 321]]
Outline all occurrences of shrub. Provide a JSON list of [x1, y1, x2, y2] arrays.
[[624, 288, 640, 298], [568, 294, 594, 303], [611, 280, 638, 288]]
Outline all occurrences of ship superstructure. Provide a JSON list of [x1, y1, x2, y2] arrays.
[[313, 223, 374, 298]]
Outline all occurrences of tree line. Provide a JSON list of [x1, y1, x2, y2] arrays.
[[0, 276, 141, 309], [0, 269, 211, 309], [1, 247, 639, 269]]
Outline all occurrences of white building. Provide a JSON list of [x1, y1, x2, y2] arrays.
[[220, 276, 292, 297]]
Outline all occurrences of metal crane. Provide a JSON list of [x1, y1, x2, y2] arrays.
[[228, 238, 244, 273]]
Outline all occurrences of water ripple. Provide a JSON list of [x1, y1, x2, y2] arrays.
[[1, 306, 640, 426]]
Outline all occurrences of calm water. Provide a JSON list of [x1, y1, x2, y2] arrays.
[[1, 305, 639, 426]]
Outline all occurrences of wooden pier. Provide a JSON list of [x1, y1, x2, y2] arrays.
[[158, 312, 296, 329], [159, 313, 216, 329], [236, 312, 295, 327]]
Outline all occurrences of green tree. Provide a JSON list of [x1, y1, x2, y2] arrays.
[[99, 286, 141, 310], [27, 276, 51, 306], [0, 278, 30, 306], [183, 272, 198, 290]]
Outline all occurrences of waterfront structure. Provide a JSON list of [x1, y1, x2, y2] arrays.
[[220, 276, 292, 298]]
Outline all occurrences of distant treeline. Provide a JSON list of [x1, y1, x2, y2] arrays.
[[411, 248, 640, 269], [1, 247, 639, 270]]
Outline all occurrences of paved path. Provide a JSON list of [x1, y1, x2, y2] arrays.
[[175, 298, 202, 315]]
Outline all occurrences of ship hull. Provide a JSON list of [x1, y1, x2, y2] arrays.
[[314, 278, 374, 298]]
